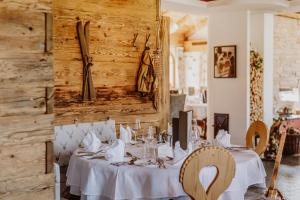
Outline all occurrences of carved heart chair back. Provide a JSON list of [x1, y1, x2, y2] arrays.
[[246, 120, 269, 156], [179, 147, 236, 200]]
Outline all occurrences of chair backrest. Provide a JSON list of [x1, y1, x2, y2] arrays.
[[246, 120, 269, 156], [54, 120, 116, 166], [179, 147, 236, 200], [266, 121, 287, 200]]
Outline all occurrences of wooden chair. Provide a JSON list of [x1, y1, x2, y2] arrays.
[[179, 147, 236, 200], [265, 121, 287, 200], [246, 120, 269, 156]]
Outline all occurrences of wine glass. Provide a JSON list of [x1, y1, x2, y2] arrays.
[[132, 119, 141, 141], [143, 126, 157, 160], [144, 126, 154, 142]]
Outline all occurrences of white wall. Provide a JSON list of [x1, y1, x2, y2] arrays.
[[263, 14, 274, 128], [250, 13, 264, 54], [207, 11, 250, 144], [250, 13, 274, 128]]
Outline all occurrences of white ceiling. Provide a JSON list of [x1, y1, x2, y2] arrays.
[[162, 0, 300, 14], [164, 11, 208, 39]]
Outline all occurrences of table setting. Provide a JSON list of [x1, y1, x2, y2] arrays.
[[66, 121, 267, 200]]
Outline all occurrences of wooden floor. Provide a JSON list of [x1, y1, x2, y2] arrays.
[[246, 154, 300, 200]]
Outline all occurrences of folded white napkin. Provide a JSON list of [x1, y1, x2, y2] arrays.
[[126, 126, 132, 142], [105, 139, 125, 162], [215, 129, 231, 148], [173, 141, 193, 165], [82, 131, 102, 152], [120, 124, 132, 144], [157, 143, 173, 158], [99, 127, 117, 143]]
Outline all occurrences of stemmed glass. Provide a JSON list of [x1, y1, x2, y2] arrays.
[[147, 126, 154, 141], [143, 126, 157, 160], [132, 119, 141, 142]]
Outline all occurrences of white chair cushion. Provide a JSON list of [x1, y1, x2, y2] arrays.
[[54, 120, 116, 166]]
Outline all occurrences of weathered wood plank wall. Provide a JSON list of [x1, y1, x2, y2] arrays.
[[0, 0, 54, 199], [160, 16, 170, 129], [53, 0, 169, 132]]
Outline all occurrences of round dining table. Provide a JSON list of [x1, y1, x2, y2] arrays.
[[66, 144, 266, 200]]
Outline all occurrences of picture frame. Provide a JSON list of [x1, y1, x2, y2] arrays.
[[214, 45, 236, 78]]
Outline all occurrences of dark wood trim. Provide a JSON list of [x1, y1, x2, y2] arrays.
[[44, 13, 53, 53], [45, 87, 54, 114], [45, 140, 53, 174]]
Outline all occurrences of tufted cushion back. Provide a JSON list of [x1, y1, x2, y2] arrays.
[[54, 120, 116, 166]]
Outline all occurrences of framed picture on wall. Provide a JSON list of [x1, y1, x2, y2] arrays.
[[214, 45, 236, 78]]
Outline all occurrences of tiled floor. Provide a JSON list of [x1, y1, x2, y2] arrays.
[[246, 154, 300, 200]]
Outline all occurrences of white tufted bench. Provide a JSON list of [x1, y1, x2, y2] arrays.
[[54, 120, 116, 166]]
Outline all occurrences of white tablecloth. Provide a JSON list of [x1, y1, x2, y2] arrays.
[[66, 147, 266, 200]]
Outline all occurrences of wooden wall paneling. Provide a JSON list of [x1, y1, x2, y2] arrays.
[[0, 0, 54, 198], [0, 55, 53, 88], [54, 62, 141, 89], [160, 16, 170, 130], [0, 143, 47, 182], [0, 187, 54, 200], [0, 9, 53, 88], [53, 0, 168, 133], [0, 10, 45, 55], [53, 0, 157, 17], [54, 103, 156, 117], [54, 85, 156, 107], [0, 174, 54, 199], [0, 87, 47, 117], [0, 114, 53, 146], [0, 0, 52, 13]]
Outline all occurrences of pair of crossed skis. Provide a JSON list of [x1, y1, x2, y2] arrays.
[[77, 20, 95, 101]]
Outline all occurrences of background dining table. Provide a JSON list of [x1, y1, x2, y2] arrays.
[[66, 144, 266, 200]]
